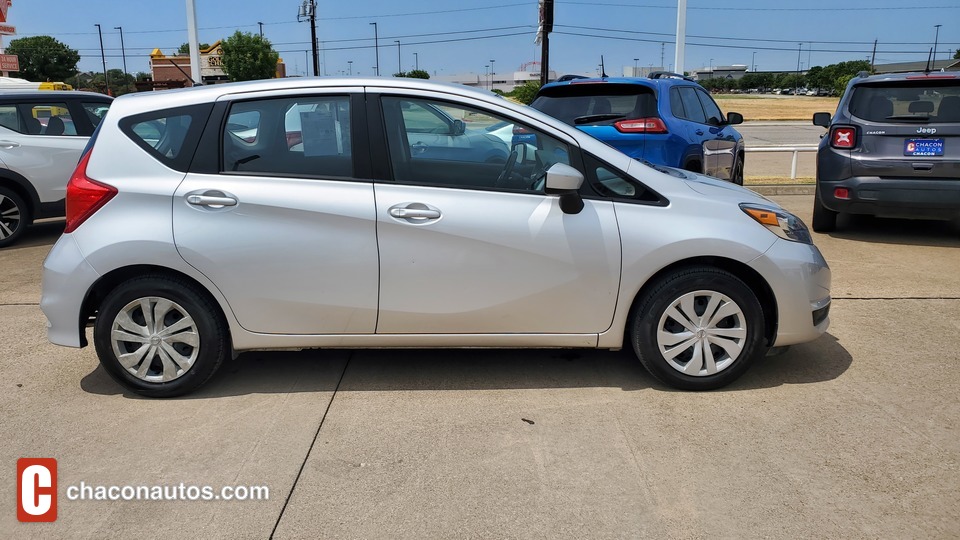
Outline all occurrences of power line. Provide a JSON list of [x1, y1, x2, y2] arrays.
[[557, 1, 960, 11]]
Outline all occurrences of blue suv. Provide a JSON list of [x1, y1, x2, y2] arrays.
[[529, 73, 746, 184]]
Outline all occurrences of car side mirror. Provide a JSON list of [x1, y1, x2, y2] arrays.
[[452, 119, 466, 136], [812, 112, 831, 128], [544, 163, 585, 215], [726, 112, 743, 125]]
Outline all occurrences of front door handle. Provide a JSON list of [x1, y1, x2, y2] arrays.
[[389, 207, 440, 219], [187, 194, 238, 207], [0, 140, 20, 149], [695, 129, 704, 136]]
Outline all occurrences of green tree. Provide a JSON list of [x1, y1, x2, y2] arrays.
[[405, 69, 430, 79], [510, 81, 542, 105], [220, 31, 279, 82], [178, 42, 211, 55], [954, 48, 959, 59], [6, 35, 80, 82], [87, 69, 135, 96]]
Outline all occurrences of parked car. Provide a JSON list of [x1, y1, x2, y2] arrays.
[[0, 91, 112, 247], [529, 73, 746, 184], [812, 71, 960, 232], [40, 78, 830, 397]]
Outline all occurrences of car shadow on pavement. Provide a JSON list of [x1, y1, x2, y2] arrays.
[[3, 220, 64, 251], [827, 214, 960, 247], [80, 333, 852, 398]]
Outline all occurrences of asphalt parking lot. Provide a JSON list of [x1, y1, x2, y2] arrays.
[[3, 195, 959, 539]]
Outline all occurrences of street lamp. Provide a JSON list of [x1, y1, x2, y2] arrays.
[[633, 58, 639, 76], [414, 52, 419, 71], [933, 24, 942, 66], [796, 42, 803, 96], [484, 64, 489, 89], [94, 24, 109, 94], [257, 21, 264, 38], [114, 26, 127, 77], [395, 40, 401, 75], [370, 22, 379, 76], [751, 51, 756, 72], [347, 60, 352, 76]]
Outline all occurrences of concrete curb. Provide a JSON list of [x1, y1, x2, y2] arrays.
[[747, 184, 816, 196]]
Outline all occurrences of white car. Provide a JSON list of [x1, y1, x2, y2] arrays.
[[41, 78, 830, 397]]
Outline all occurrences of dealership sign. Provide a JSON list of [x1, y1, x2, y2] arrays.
[[0, 54, 19, 71]]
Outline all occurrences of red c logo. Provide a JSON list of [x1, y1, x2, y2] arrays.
[[17, 458, 57, 522]]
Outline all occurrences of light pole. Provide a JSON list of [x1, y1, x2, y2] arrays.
[[489, 59, 496, 89], [395, 40, 401, 75], [414, 52, 419, 71], [370, 22, 379, 76], [796, 42, 802, 96], [484, 64, 489, 89], [114, 26, 127, 77], [751, 51, 756, 72], [347, 60, 352, 75], [94, 24, 108, 93], [634, 58, 638, 76], [933, 24, 942, 66]]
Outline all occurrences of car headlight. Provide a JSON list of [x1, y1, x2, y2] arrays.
[[740, 203, 812, 244]]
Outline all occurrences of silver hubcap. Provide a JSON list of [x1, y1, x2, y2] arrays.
[[110, 297, 200, 383], [0, 194, 21, 239], [656, 290, 747, 377]]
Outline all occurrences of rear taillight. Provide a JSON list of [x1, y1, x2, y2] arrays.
[[64, 151, 117, 233], [830, 126, 857, 149], [614, 117, 668, 134]]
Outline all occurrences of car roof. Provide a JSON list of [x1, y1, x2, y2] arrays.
[[540, 75, 700, 92], [0, 90, 112, 100], [852, 71, 960, 85]]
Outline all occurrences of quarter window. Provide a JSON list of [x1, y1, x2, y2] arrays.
[[119, 103, 212, 171], [382, 96, 571, 192], [222, 96, 352, 178]]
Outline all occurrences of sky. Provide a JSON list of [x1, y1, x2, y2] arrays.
[[4, 0, 960, 80]]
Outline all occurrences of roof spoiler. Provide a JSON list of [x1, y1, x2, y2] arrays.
[[648, 71, 695, 82]]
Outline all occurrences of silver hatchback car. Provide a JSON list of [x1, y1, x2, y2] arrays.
[[41, 78, 831, 397]]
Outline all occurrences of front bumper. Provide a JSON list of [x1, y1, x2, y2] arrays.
[[749, 238, 831, 347], [40, 234, 99, 348]]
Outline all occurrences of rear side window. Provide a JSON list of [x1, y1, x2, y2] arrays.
[[222, 95, 353, 178], [120, 103, 213, 171], [531, 84, 657, 125], [848, 81, 960, 123]]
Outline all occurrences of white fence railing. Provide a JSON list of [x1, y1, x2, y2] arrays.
[[745, 145, 818, 179]]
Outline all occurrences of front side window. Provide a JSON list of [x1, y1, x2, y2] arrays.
[[382, 96, 571, 192], [222, 96, 352, 178], [696, 89, 725, 125]]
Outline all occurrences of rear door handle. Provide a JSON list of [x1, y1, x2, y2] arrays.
[[187, 194, 238, 207]]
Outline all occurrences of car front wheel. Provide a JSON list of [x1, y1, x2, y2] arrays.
[[0, 186, 28, 248], [93, 276, 228, 398], [630, 267, 766, 390]]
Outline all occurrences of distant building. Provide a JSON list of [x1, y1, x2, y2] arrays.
[[622, 66, 665, 77], [148, 41, 286, 87], [433, 62, 557, 92], [691, 65, 748, 81]]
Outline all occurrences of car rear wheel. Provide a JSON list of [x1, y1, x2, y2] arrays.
[[0, 186, 28, 248], [630, 267, 766, 390], [94, 276, 228, 398], [812, 187, 838, 232]]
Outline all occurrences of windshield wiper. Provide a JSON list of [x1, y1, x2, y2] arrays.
[[885, 114, 931, 122], [573, 113, 626, 125]]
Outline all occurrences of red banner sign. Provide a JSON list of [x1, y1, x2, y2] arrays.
[[0, 54, 19, 71]]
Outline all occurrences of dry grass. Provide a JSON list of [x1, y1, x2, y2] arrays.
[[745, 176, 815, 185], [714, 95, 839, 121]]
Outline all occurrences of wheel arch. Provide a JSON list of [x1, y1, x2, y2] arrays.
[[79, 264, 232, 349], [624, 256, 778, 347], [0, 168, 41, 222]]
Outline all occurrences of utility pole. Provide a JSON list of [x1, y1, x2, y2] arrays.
[[537, 0, 554, 86], [933, 24, 942, 67], [298, 1, 319, 76], [185, 0, 202, 85], [490, 59, 495, 87], [660, 42, 665, 69], [674, 0, 687, 74], [370, 22, 379, 76], [414, 52, 419, 71], [870, 39, 877, 70], [258, 21, 263, 38], [395, 40, 401, 75], [796, 42, 802, 96], [114, 26, 127, 77], [94, 24, 109, 93]]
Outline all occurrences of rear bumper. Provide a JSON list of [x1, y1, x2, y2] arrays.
[[817, 176, 960, 220], [40, 234, 98, 348]]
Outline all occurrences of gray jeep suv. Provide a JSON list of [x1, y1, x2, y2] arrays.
[[812, 71, 960, 232]]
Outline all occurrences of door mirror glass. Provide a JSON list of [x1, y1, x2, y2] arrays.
[[812, 112, 831, 127], [452, 119, 466, 136], [726, 111, 743, 125], [544, 162, 584, 193]]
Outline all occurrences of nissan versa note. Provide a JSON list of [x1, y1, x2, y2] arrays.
[[40, 78, 831, 397]]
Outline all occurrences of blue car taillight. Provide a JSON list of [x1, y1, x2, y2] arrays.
[[614, 117, 668, 134]]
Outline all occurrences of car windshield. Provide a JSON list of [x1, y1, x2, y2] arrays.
[[848, 80, 960, 123], [531, 83, 657, 126]]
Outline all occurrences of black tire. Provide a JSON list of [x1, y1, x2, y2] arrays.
[[731, 155, 744, 185], [812, 186, 838, 233], [94, 275, 228, 398], [629, 266, 767, 391], [0, 186, 29, 248]]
